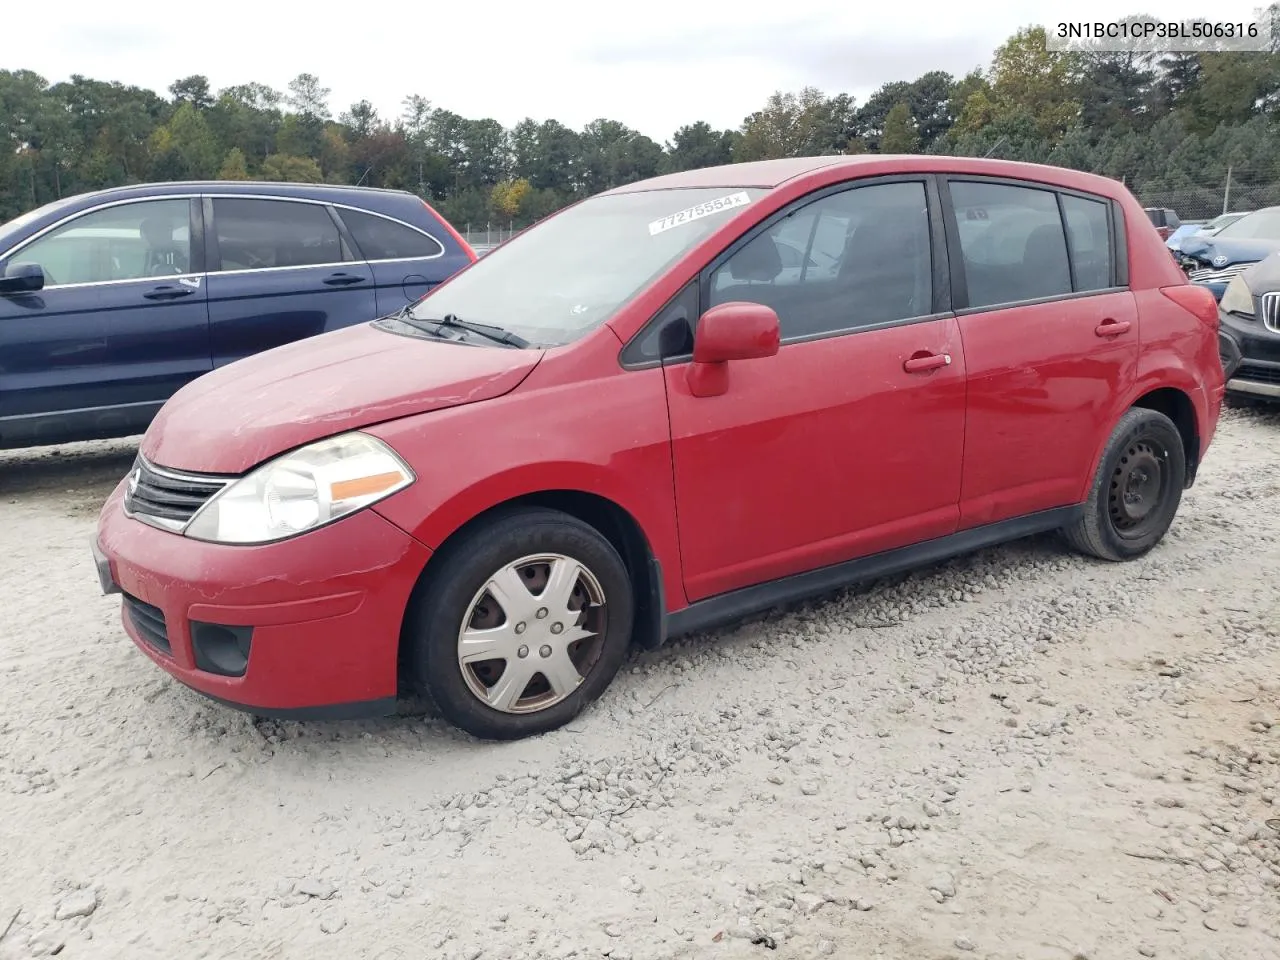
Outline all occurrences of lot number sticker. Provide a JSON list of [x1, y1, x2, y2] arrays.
[[648, 191, 752, 236]]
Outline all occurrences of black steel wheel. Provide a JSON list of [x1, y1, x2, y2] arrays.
[[1063, 407, 1186, 562]]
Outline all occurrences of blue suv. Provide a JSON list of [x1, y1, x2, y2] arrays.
[[0, 181, 476, 449]]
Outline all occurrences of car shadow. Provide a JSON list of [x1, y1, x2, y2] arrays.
[[1225, 394, 1280, 427], [0, 437, 139, 511]]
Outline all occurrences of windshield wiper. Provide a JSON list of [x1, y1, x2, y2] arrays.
[[414, 312, 529, 348]]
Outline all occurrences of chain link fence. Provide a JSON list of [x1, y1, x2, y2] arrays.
[[1131, 169, 1280, 221], [461, 223, 520, 250]]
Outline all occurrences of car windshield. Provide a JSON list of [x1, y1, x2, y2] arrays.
[[1214, 209, 1280, 240], [404, 186, 768, 346]]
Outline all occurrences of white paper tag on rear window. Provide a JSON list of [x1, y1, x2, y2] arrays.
[[648, 191, 751, 236]]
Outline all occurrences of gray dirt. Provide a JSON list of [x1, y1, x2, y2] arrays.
[[1, 401, 1279, 959]]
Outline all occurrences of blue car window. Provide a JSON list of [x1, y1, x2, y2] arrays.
[[212, 198, 344, 271], [11, 198, 191, 286], [339, 209, 442, 261]]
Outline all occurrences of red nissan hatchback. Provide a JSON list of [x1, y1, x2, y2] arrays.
[[92, 156, 1225, 740]]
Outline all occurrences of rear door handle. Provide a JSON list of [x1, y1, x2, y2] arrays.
[[1095, 319, 1131, 337], [903, 352, 951, 373], [322, 273, 365, 287], [143, 285, 195, 301]]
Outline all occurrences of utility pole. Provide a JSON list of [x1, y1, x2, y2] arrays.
[[1223, 165, 1233, 216]]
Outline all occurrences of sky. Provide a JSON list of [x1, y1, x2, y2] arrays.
[[19, 0, 1271, 144]]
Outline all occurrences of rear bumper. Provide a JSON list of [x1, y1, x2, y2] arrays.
[[94, 481, 432, 717]]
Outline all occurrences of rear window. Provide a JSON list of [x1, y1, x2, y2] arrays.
[[339, 208, 444, 261]]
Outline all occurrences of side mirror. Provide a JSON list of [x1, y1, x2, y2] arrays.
[[0, 262, 45, 295], [687, 301, 780, 398]]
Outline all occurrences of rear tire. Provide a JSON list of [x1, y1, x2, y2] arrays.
[[403, 507, 634, 740], [1063, 407, 1185, 562]]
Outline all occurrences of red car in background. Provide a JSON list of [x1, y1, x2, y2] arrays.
[[93, 155, 1224, 741]]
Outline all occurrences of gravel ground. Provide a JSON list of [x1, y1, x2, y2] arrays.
[[2, 403, 1279, 960]]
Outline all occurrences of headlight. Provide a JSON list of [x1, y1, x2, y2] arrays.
[[1220, 274, 1256, 317], [184, 432, 414, 544]]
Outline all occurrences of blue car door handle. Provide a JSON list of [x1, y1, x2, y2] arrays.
[[143, 285, 196, 301], [322, 272, 365, 287]]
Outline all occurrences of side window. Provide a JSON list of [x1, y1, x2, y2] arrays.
[[1061, 194, 1113, 292], [338, 208, 444, 261], [949, 181, 1071, 308], [707, 181, 933, 340], [10, 199, 191, 286], [624, 281, 697, 365], [212, 198, 344, 271]]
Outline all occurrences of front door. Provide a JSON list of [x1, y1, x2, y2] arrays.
[[663, 178, 968, 602], [942, 178, 1139, 529], [204, 196, 377, 368], [0, 196, 210, 446]]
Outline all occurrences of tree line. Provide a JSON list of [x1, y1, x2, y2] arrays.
[[4, 12, 1280, 227]]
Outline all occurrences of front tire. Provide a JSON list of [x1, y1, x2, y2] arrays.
[[1063, 407, 1186, 562], [404, 507, 634, 740]]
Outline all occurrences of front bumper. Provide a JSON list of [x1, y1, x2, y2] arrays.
[[94, 481, 432, 718], [1218, 308, 1280, 401]]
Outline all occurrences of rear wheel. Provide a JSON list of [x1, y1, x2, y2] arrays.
[[1063, 407, 1186, 562], [404, 507, 634, 740]]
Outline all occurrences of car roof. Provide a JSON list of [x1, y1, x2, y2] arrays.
[[54, 181, 416, 203], [603, 155, 1130, 198]]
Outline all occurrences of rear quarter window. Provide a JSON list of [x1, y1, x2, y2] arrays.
[[339, 209, 444, 261]]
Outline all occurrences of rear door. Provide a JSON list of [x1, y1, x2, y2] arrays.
[[943, 176, 1138, 529], [330, 205, 449, 316], [203, 196, 377, 368], [0, 196, 210, 445]]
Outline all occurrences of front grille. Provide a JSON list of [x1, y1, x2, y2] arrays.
[[1188, 263, 1249, 284], [123, 593, 171, 655], [1262, 292, 1280, 334], [1235, 362, 1280, 386], [123, 456, 232, 533]]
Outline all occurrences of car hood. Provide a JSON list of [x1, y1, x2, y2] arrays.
[[1179, 235, 1280, 267], [140, 321, 545, 474], [1240, 251, 1280, 293]]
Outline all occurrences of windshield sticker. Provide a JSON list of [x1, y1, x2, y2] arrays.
[[648, 191, 752, 236]]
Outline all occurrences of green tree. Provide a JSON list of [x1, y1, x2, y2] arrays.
[[217, 147, 250, 179], [169, 75, 213, 110], [987, 27, 1081, 142], [665, 121, 735, 171], [880, 102, 920, 153], [149, 101, 219, 179], [736, 87, 850, 160], [259, 153, 323, 182], [286, 73, 331, 121]]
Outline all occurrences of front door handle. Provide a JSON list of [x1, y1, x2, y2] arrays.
[[322, 273, 365, 287], [143, 285, 195, 301], [1095, 318, 1131, 337], [903, 352, 951, 373]]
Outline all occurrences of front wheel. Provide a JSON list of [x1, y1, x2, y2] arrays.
[[403, 507, 634, 740], [1063, 407, 1186, 562]]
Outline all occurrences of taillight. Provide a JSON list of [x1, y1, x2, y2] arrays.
[[421, 198, 478, 262], [1161, 284, 1219, 328]]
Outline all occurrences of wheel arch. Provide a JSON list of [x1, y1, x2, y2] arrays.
[[1078, 381, 1202, 507], [1129, 386, 1200, 487], [396, 489, 667, 689]]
